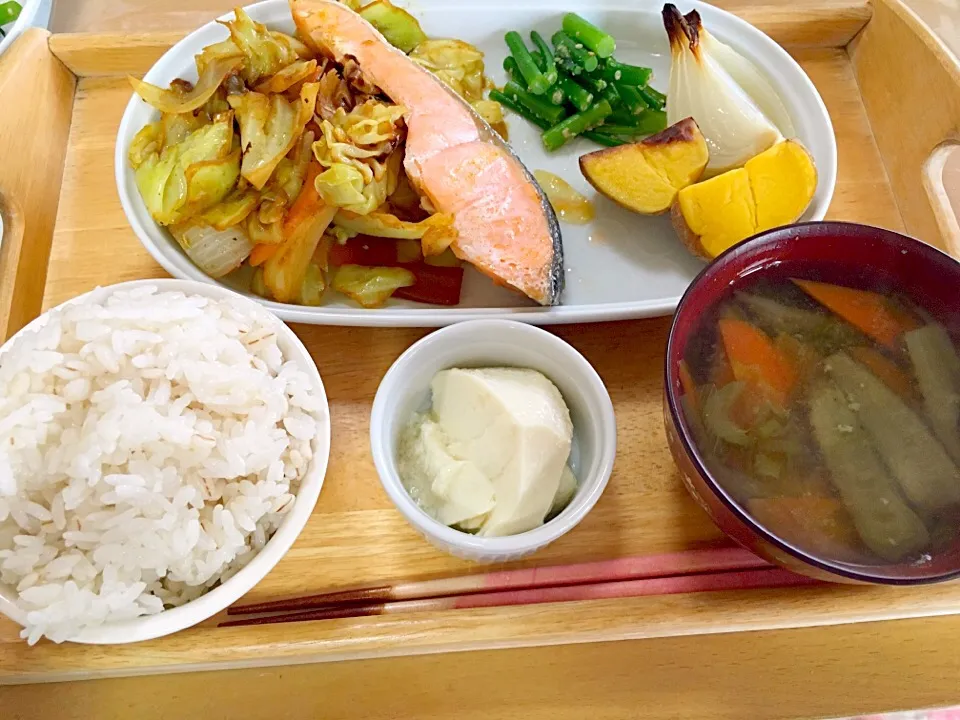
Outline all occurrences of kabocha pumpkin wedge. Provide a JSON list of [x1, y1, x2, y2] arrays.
[[579, 117, 709, 215], [672, 139, 817, 259], [290, 0, 564, 305]]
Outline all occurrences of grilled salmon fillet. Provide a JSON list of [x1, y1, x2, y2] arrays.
[[291, 0, 563, 305]]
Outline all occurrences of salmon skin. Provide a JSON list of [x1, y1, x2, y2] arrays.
[[290, 0, 563, 306]]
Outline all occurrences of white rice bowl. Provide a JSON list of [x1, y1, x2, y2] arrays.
[[0, 280, 329, 644]]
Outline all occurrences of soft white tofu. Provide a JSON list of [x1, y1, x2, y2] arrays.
[[549, 465, 578, 518], [431, 368, 573, 537], [398, 414, 496, 527]]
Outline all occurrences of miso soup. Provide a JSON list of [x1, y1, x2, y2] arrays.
[[680, 275, 960, 566]]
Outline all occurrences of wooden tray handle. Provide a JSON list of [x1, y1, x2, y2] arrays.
[[850, 0, 960, 257], [0, 29, 76, 341], [923, 142, 960, 258]]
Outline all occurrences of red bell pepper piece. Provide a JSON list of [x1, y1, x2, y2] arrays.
[[327, 236, 399, 267], [394, 263, 464, 306]]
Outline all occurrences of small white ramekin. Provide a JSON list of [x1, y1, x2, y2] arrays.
[[370, 319, 616, 562]]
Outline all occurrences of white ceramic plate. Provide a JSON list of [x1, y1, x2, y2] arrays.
[[115, 0, 836, 327]]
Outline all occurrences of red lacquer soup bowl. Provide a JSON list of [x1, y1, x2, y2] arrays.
[[664, 222, 960, 584]]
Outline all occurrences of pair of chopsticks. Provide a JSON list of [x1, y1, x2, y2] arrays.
[[220, 546, 820, 628]]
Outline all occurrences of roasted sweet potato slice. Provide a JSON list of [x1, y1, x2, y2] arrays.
[[579, 117, 708, 215], [672, 139, 817, 259]]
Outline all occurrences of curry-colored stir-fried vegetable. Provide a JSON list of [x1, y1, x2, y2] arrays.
[[681, 277, 960, 565], [128, 3, 501, 308]]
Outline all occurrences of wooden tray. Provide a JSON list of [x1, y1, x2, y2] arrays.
[[1, 0, 960, 684]]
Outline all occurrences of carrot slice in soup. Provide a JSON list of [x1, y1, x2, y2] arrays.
[[773, 333, 820, 383], [848, 346, 918, 403], [747, 496, 864, 561], [792, 279, 919, 348], [708, 347, 736, 387], [718, 318, 798, 409]]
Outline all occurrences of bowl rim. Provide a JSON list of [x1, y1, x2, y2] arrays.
[[0, 278, 331, 643], [664, 220, 960, 585], [369, 318, 617, 555]]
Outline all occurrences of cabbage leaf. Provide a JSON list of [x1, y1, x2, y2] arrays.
[[223, 7, 307, 85], [229, 81, 319, 189]]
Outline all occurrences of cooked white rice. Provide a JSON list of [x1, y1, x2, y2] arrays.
[[0, 285, 325, 644]]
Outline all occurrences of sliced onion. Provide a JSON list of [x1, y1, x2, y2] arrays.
[[699, 28, 795, 138], [253, 59, 319, 94], [171, 223, 254, 278], [533, 170, 595, 226], [664, 8, 782, 175], [129, 55, 244, 115]]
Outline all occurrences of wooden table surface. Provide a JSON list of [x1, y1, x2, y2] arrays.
[[2, 0, 958, 717]]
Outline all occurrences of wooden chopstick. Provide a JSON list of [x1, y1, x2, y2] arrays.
[[228, 546, 770, 615], [227, 546, 771, 616], [219, 567, 819, 628]]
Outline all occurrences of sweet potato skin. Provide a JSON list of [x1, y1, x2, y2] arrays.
[[670, 200, 710, 259], [579, 117, 708, 215]]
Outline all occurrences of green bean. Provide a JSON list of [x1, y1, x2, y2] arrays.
[[583, 131, 626, 147], [598, 59, 652, 87], [630, 109, 668, 134], [503, 55, 527, 88], [592, 124, 646, 138], [529, 31, 559, 87], [607, 109, 631, 125], [556, 58, 607, 93], [553, 53, 599, 88], [547, 85, 566, 106], [615, 84, 648, 116], [489, 89, 551, 130], [551, 31, 599, 73], [542, 99, 612, 151], [493, 90, 615, 149], [505, 31, 550, 95], [608, 107, 641, 125], [507, 55, 564, 105], [495, 84, 619, 146], [599, 83, 622, 110], [590, 121, 664, 139], [558, 75, 593, 112], [637, 84, 666, 110], [554, 53, 581, 76], [561, 12, 616, 58], [502, 56, 526, 87], [593, 109, 667, 136], [502, 80, 568, 125], [645, 85, 667, 105], [526, 49, 565, 105]]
